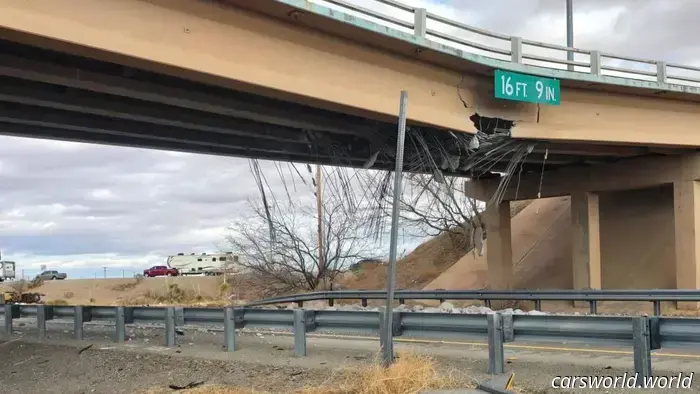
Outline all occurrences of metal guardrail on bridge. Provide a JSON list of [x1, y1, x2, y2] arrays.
[[242, 289, 700, 316], [2, 303, 700, 380], [299, 0, 700, 88]]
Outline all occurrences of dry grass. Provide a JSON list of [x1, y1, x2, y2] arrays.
[[8, 277, 44, 294], [46, 299, 69, 305], [142, 352, 469, 394], [111, 275, 144, 292]]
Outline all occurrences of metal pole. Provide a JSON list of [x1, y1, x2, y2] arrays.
[[381, 90, 408, 366], [566, 0, 574, 71]]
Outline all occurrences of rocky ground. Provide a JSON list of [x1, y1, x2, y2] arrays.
[[3, 317, 700, 393], [0, 340, 338, 394]]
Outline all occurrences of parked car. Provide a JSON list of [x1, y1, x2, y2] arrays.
[[36, 270, 67, 280], [143, 265, 179, 277]]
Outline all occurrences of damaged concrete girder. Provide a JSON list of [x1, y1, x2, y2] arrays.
[[464, 151, 700, 202]]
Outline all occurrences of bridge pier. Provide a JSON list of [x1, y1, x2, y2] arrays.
[[673, 181, 700, 310], [485, 201, 513, 290], [571, 192, 602, 307]]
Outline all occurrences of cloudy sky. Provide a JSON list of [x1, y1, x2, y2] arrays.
[[1, 0, 696, 279]]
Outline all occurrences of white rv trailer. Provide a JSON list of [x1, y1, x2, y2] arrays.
[[166, 252, 239, 276], [0, 261, 16, 282]]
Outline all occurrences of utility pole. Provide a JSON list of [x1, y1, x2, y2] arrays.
[[566, 0, 574, 71], [103, 267, 107, 279], [315, 164, 325, 288]]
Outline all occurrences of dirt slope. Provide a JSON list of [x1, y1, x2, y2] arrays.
[[423, 196, 570, 290], [341, 200, 533, 290], [423, 185, 677, 292]]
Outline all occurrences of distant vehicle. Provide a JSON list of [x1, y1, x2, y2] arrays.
[[143, 265, 179, 278], [166, 252, 239, 276], [0, 261, 16, 282], [36, 270, 67, 280]]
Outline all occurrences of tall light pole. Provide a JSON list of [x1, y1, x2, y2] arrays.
[[566, 0, 574, 71]]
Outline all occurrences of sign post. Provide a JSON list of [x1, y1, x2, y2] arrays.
[[381, 90, 408, 366], [494, 70, 561, 106]]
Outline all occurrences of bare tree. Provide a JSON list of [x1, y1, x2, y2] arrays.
[[362, 171, 485, 253], [226, 194, 375, 295]]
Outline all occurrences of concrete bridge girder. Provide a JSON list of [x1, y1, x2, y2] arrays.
[[469, 152, 700, 309], [1, 0, 700, 148]]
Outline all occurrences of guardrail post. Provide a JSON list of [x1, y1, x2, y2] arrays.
[[590, 51, 601, 75], [327, 298, 334, 307], [484, 300, 491, 309], [510, 37, 522, 63], [74, 306, 86, 340], [296, 301, 303, 308], [656, 61, 667, 84], [413, 8, 427, 37], [653, 301, 661, 316], [37, 305, 53, 339], [4, 304, 18, 335], [534, 300, 542, 311], [487, 313, 505, 375], [165, 307, 176, 347], [632, 316, 652, 385], [589, 300, 597, 314], [115, 306, 126, 343], [361, 298, 367, 307], [224, 307, 236, 352], [293, 309, 309, 356]]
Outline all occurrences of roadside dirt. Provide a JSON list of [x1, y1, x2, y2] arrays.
[[0, 340, 337, 394]]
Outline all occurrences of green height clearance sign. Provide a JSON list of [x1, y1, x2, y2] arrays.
[[494, 70, 561, 106]]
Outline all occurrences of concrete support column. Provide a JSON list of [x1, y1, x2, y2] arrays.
[[673, 181, 700, 310], [486, 201, 513, 290], [571, 192, 601, 306]]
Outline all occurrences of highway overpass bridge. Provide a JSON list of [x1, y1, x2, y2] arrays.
[[1, 0, 700, 305]]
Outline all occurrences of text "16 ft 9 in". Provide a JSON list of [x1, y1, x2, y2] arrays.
[[494, 70, 561, 106]]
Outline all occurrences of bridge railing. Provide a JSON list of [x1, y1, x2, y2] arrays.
[[312, 0, 700, 87], [2, 304, 698, 379]]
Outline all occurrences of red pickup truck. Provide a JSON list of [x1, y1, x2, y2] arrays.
[[143, 265, 179, 277]]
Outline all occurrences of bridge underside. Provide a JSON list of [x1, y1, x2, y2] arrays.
[[0, 36, 689, 180]]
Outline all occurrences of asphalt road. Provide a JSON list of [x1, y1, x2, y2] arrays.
[[2, 316, 700, 393]]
